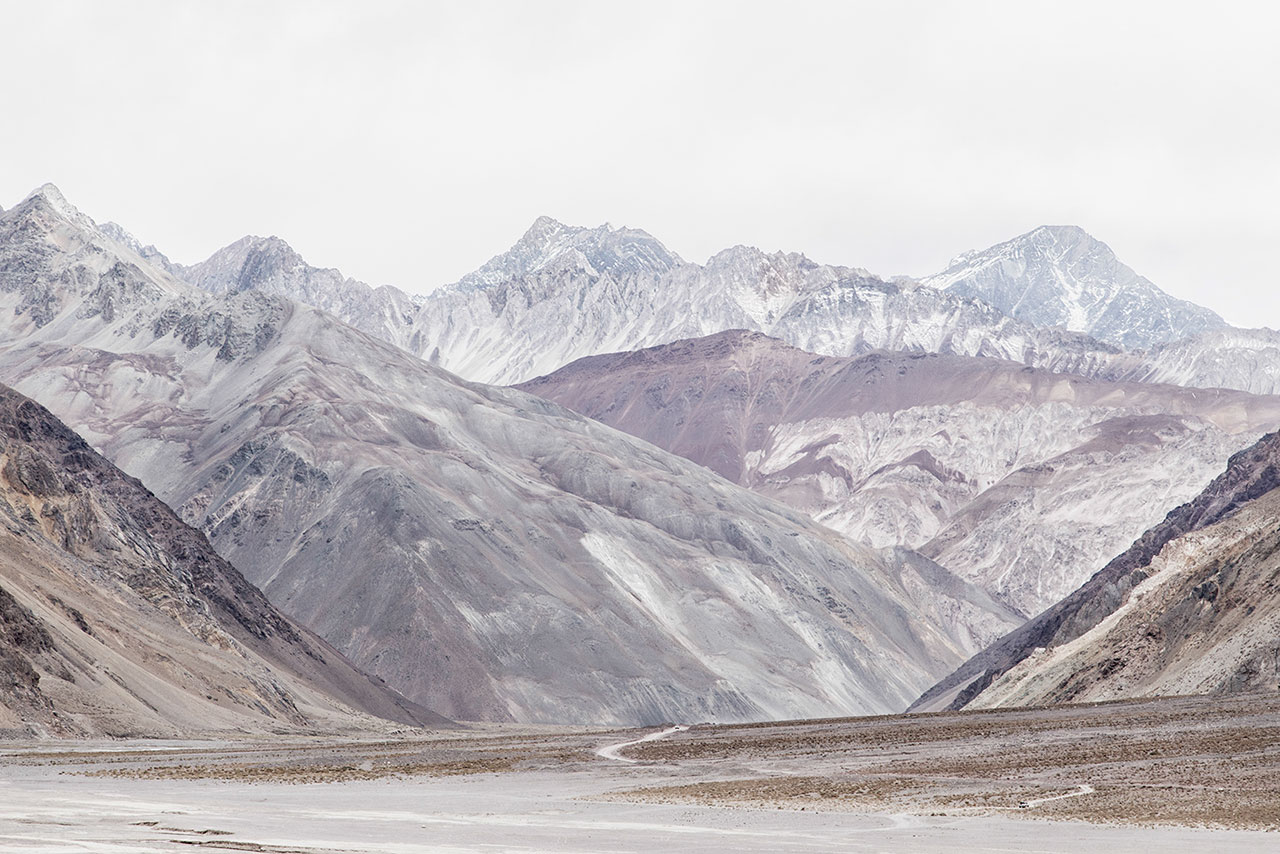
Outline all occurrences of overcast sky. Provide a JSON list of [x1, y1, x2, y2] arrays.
[[3, 1, 1277, 326]]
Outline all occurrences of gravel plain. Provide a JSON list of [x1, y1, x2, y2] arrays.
[[2, 693, 1277, 852]]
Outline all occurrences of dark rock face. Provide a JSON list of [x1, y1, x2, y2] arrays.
[[0, 385, 442, 736], [911, 429, 1280, 712], [0, 584, 56, 718]]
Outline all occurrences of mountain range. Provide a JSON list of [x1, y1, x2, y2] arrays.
[[7, 180, 1280, 732], [137, 216, 1129, 386], [1, 185, 1001, 725], [137, 212, 1280, 404]]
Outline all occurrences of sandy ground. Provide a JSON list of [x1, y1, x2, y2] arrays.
[[2, 693, 1278, 852]]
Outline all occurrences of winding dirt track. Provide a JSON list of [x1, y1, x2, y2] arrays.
[[595, 725, 688, 762]]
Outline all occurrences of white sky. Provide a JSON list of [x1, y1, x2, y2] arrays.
[[2, 1, 1277, 326]]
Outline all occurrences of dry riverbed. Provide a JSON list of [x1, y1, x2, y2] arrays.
[[1, 693, 1277, 852]]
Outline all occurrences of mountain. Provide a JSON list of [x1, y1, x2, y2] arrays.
[[175, 217, 1135, 387], [414, 228, 1140, 386], [97, 221, 182, 275], [911, 429, 1280, 712], [0, 184, 991, 725], [177, 234, 424, 350], [0, 384, 440, 737], [518, 331, 1280, 616], [176, 219, 1280, 406], [921, 225, 1227, 350], [453, 215, 684, 289]]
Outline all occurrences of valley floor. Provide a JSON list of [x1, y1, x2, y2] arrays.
[[2, 694, 1278, 852]]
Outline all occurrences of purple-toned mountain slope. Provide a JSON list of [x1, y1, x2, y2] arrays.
[[518, 330, 1280, 615]]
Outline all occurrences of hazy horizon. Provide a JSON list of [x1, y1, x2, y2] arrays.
[[3, 1, 1276, 326]]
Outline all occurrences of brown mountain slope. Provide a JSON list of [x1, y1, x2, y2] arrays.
[[910, 429, 1280, 711], [0, 385, 443, 737]]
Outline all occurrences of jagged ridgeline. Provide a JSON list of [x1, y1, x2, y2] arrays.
[[153, 215, 1257, 393]]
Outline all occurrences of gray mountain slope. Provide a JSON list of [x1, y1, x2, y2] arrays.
[[0, 184, 984, 725], [518, 330, 1280, 616], [0, 384, 442, 737], [1129, 327, 1280, 396]]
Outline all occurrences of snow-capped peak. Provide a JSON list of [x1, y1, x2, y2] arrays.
[[921, 225, 1225, 349], [98, 221, 146, 254], [19, 183, 99, 232], [182, 234, 318, 297], [452, 216, 684, 291], [520, 214, 569, 244]]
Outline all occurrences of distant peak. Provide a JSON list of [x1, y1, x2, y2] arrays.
[[1013, 225, 1112, 255], [707, 244, 767, 266], [254, 234, 297, 253], [1025, 224, 1094, 243], [210, 234, 299, 262], [20, 182, 96, 228], [1030, 224, 1088, 237], [704, 244, 823, 275], [530, 214, 566, 230], [454, 215, 682, 290], [925, 222, 1226, 349], [520, 215, 568, 245], [940, 225, 1106, 272], [235, 233, 290, 249], [26, 181, 70, 206]]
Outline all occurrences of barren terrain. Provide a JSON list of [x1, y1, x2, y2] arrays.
[[2, 693, 1277, 852]]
